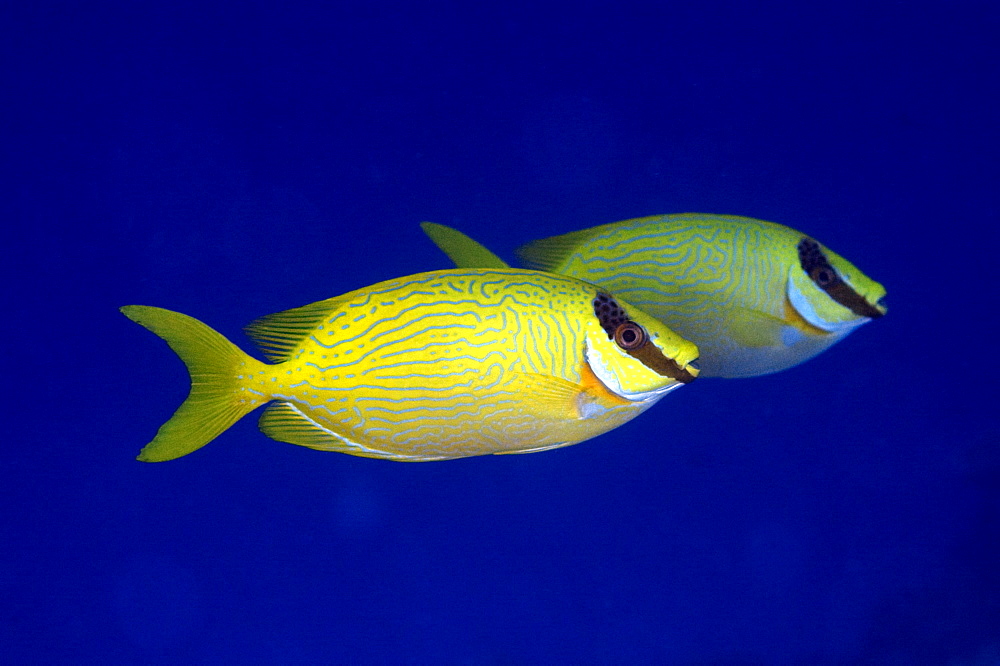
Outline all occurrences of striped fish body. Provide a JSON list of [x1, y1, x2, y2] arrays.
[[424, 215, 886, 378], [122, 268, 699, 462]]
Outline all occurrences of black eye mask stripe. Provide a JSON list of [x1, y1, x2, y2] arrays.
[[797, 238, 884, 320], [592, 293, 696, 384]]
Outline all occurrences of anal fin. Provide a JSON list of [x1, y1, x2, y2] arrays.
[[258, 401, 357, 452], [494, 440, 576, 455], [258, 402, 438, 461]]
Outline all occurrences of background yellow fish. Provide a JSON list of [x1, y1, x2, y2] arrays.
[[122, 268, 699, 462], [422, 215, 886, 378]]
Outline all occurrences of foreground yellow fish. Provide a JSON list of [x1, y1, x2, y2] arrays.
[[122, 268, 699, 462], [422, 214, 886, 378]]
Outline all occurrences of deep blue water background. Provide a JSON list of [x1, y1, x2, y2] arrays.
[[4, 2, 999, 663]]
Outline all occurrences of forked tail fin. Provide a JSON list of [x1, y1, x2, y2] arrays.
[[121, 305, 267, 462]]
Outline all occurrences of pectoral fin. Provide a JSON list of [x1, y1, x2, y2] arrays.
[[728, 302, 831, 349], [727, 307, 788, 348], [507, 372, 585, 420], [510, 362, 632, 422]]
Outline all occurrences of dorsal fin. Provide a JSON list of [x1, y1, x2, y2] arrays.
[[244, 297, 346, 363], [516, 216, 665, 272], [420, 222, 509, 269], [515, 227, 605, 272]]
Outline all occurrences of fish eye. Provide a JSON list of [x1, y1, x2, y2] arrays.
[[811, 267, 836, 286], [614, 322, 648, 350]]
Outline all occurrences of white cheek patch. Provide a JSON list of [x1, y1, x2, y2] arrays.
[[586, 340, 625, 396], [585, 339, 679, 403], [787, 270, 867, 335]]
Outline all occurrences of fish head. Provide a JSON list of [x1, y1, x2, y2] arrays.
[[786, 237, 887, 335], [585, 291, 700, 401]]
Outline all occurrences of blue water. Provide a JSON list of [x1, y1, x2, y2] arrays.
[[4, 2, 998, 663]]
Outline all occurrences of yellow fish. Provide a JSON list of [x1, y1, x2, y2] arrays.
[[422, 214, 887, 378], [122, 268, 699, 462]]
